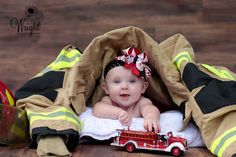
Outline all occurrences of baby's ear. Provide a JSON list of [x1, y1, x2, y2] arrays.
[[141, 81, 149, 94], [102, 82, 109, 94]]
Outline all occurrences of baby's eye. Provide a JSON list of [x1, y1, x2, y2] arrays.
[[113, 80, 120, 84], [129, 79, 136, 83]]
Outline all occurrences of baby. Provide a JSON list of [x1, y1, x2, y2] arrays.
[[93, 47, 160, 133]]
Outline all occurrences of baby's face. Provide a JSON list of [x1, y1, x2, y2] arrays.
[[103, 66, 148, 109]]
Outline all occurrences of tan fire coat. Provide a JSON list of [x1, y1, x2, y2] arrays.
[[16, 26, 236, 156]]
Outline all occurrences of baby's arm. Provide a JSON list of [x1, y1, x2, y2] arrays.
[[139, 97, 160, 133], [92, 96, 131, 126]]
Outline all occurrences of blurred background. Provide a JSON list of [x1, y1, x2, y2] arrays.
[[0, 0, 235, 92]]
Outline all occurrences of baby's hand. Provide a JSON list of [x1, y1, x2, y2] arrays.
[[144, 117, 160, 133], [118, 110, 131, 126]]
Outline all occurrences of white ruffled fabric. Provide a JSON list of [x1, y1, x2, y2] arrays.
[[79, 107, 205, 147]]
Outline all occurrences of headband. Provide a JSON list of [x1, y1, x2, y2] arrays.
[[104, 46, 151, 80]]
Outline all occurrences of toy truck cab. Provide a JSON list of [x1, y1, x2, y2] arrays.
[[111, 129, 188, 156]]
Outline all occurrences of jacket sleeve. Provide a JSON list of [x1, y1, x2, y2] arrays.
[[15, 45, 83, 149]]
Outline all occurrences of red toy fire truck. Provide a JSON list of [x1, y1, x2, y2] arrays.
[[111, 129, 188, 156]]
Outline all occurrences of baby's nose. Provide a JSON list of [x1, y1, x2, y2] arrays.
[[121, 82, 128, 89]]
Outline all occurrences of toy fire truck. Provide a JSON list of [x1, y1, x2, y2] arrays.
[[111, 129, 188, 156]]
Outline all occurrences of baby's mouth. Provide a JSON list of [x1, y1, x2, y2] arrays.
[[120, 94, 130, 97]]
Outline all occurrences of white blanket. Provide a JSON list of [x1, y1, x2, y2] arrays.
[[79, 107, 205, 147]]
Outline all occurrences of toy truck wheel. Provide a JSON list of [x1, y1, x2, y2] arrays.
[[171, 147, 182, 156], [125, 142, 135, 152]]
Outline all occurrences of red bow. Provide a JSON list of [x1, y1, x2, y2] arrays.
[[116, 46, 151, 79]]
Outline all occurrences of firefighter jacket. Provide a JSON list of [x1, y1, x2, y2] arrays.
[[15, 26, 236, 156], [15, 45, 83, 149]]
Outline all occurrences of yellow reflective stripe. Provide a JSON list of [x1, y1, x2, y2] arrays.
[[27, 107, 74, 117], [37, 48, 81, 76], [220, 70, 235, 80], [10, 124, 26, 139], [202, 64, 228, 79], [5, 89, 15, 106], [211, 127, 236, 156], [174, 51, 192, 61], [211, 127, 236, 151], [48, 50, 81, 68], [52, 49, 81, 59], [201, 64, 235, 80], [60, 49, 81, 58], [50, 59, 80, 70], [30, 115, 82, 129], [173, 51, 192, 69], [218, 134, 236, 157], [27, 107, 83, 127], [176, 57, 190, 69], [26, 107, 83, 131]]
